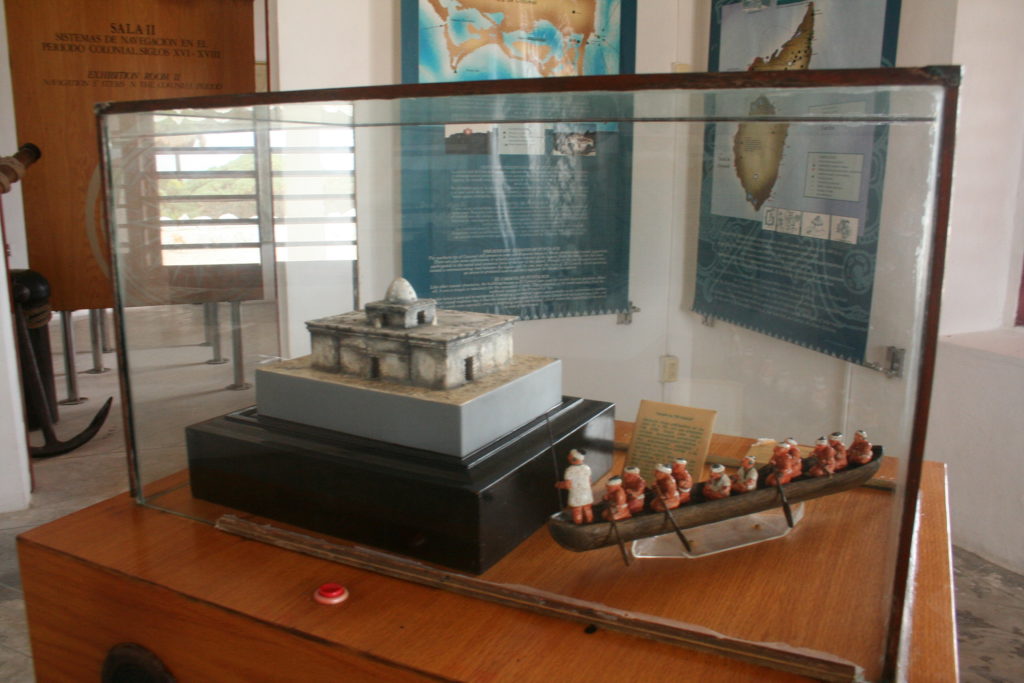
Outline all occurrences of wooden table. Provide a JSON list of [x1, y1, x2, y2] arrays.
[[18, 439, 956, 682]]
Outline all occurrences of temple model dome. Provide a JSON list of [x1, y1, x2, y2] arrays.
[[385, 277, 418, 305]]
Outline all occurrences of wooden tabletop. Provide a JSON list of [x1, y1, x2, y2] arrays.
[[17, 433, 956, 682]]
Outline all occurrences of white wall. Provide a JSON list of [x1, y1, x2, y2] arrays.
[[920, 0, 1024, 572], [940, 0, 1024, 335], [0, 1, 26, 271], [0, 0, 35, 512], [270, 0, 397, 90], [929, 334, 1024, 571]]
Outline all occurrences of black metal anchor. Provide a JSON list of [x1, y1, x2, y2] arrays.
[[12, 280, 112, 458]]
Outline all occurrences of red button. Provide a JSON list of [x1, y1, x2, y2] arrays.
[[314, 582, 349, 605]]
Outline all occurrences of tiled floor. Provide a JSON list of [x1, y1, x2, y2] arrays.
[[0, 338, 133, 681], [0, 309, 1022, 681], [954, 546, 1024, 682]]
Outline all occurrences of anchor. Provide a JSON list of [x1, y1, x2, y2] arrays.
[[13, 282, 112, 458], [3, 142, 112, 457]]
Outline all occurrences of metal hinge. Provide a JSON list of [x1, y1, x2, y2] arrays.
[[863, 346, 905, 379], [617, 302, 641, 325]]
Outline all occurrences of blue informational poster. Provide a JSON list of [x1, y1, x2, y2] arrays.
[[400, 0, 636, 320], [694, 0, 901, 364]]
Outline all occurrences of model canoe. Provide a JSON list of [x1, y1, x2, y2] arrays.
[[547, 448, 883, 552]]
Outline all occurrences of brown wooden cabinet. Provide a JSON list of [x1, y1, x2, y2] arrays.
[[18, 459, 955, 682]]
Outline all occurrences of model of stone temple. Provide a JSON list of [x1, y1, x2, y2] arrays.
[[306, 278, 515, 391], [251, 277, 564, 457], [189, 276, 614, 574]]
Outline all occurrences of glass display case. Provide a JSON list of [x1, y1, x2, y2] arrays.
[[98, 67, 958, 681]]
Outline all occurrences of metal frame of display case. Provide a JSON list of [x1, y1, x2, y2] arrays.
[[97, 66, 961, 681]]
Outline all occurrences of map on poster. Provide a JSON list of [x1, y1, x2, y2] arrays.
[[694, 0, 900, 364], [400, 0, 637, 320], [408, 0, 629, 81]]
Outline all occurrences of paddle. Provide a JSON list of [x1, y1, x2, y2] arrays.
[[770, 466, 795, 528], [653, 486, 692, 554]]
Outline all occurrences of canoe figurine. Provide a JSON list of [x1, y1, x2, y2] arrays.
[[806, 437, 837, 478], [703, 464, 732, 500], [848, 430, 873, 465], [554, 449, 593, 524], [828, 432, 849, 471], [651, 464, 681, 512], [784, 438, 803, 478], [602, 477, 630, 521], [622, 466, 646, 515], [731, 454, 758, 493], [671, 458, 693, 492], [766, 440, 799, 487], [548, 432, 884, 554]]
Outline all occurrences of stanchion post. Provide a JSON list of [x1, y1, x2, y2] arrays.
[[85, 309, 109, 374], [205, 302, 228, 365], [58, 310, 87, 405], [227, 301, 250, 390]]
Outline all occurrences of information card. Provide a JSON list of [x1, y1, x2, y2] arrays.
[[626, 401, 717, 482]]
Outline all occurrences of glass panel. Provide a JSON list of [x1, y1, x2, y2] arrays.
[[160, 225, 260, 245], [273, 198, 355, 219], [272, 175, 354, 196], [161, 247, 262, 266], [99, 72, 952, 679], [271, 151, 354, 171], [274, 244, 357, 262], [175, 152, 254, 172], [273, 222, 356, 243], [159, 177, 258, 196], [101, 84, 942, 137]]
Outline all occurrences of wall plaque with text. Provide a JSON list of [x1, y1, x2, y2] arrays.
[[5, 0, 255, 310]]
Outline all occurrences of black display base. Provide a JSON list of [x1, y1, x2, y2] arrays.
[[186, 397, 614, 574]]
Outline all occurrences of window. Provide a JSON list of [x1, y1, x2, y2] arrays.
[[112, 108, 360, 304]]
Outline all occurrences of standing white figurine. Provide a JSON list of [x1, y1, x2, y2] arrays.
[[555, 449, 594, 524]]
